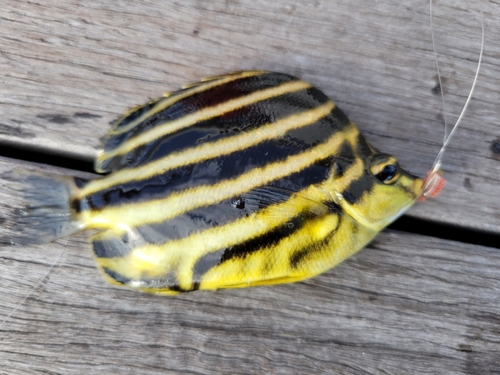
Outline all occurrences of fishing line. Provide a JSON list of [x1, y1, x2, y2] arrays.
[[429, 0, 485, 174], [429, 0, 449, 145], [420, 1, 484, 200]]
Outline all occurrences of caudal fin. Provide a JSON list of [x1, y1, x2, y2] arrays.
[[1, 172, 86, 246]]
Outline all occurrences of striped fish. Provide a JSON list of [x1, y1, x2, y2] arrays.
[[6, 71, 423, 294]]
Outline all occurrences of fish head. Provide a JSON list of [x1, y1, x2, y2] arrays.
[[335, 152, 424, 232]]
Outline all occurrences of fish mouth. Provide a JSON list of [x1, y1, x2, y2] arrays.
[[413, 177, 424, 198], [400, 169, 424, 200]]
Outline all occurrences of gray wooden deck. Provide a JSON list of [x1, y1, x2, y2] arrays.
[[0, 1, 499, 374]]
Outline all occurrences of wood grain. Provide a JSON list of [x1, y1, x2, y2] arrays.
[[0, 158, 499, 375], [1, 0, 500, 374], [0, 0, 499, 233]]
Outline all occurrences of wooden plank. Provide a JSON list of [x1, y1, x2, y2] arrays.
[[0, 0, 499, 233], [0, 157, 499, 374]]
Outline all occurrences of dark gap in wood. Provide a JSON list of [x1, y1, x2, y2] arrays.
[[0, 143, 95, 174], [390, 216, 500, 249], [1, 144, 499, 249]]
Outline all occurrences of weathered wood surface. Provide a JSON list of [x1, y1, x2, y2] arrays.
[[0, 157, 499, 374], [1, 0, 500, 374], [0, 0, 499, 233]]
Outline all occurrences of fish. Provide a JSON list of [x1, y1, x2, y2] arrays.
[[2, 70, 428, 295]]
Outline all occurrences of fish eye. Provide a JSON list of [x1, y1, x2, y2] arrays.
[[370, 155, 401, 184], [379, 164, 398, 182]]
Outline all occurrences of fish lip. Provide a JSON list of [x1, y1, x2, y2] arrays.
[[413, 177, 425, 198], [401, 170, 424, 199]]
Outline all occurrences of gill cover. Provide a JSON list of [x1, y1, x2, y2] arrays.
[[334, 139, 424, 232]]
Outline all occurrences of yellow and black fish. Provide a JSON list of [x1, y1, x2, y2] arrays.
[[5, 71, 423, 295]]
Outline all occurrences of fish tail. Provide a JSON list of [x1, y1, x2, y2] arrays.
[[1, 171, 86, 245]]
